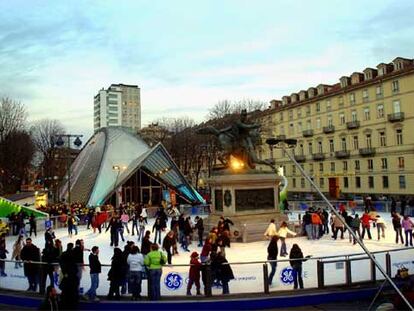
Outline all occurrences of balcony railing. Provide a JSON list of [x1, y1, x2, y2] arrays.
[[323, 125, 335, 134], [312, 153, 325, 161], [346, 121, 360, 129], [302, 129, 314, 137], [359, 148, 376, 156], [294, 155, 306, 162], [387, 112, 405, 122], [335, 150, 350, 159]]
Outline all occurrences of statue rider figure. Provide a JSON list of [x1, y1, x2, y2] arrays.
[[197, 109, 273, 170]]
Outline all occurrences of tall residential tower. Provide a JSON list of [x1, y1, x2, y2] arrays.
[[93, 84, 141, 132]]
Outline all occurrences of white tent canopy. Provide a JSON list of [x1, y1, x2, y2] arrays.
[[60, 127, 204, 206]]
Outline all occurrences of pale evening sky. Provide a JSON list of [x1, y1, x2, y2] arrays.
[[0, 0, 413, 140]]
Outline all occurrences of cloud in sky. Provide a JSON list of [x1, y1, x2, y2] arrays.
[[0, 0, 413, 140]]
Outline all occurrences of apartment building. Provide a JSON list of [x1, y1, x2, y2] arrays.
[[94, 84, 141, 132], [257, 57, 414, 198]]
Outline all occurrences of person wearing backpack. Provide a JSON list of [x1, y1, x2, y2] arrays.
[[144, 243, 167, 300]]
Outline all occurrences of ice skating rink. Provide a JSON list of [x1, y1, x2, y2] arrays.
[[1, 212, 412, 296]]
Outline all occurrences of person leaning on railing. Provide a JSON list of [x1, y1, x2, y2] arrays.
[[107, 247, 127, 300], [210, 251, 234, 295], [20, 237, 40, 291], [59, 243, 79, 310], [127, 245, 145, 300], [41, 240, 59, 291], [144, 243, 167, 301], [289, 244, 311, 290], [84, 246, 101, 302], [187, 251, 201, 296], [267, 235, 279, 287]]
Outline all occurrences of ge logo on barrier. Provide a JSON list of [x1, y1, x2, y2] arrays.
[[164, 272, 183, 290], [280, 267, 294, 285]]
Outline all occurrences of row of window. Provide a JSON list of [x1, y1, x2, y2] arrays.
[[292, 175, 406, 190], [291, 128, 403, 155], [290, 157, 405, 174], [280, 101, 401, 135], [280, 80, 400, 121]]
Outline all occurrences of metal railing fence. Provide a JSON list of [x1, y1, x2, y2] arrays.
[[0, 246, 412, 298]]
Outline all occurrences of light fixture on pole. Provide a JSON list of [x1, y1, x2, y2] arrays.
[[53, 134, 83, 206], [265, 137, 412, 310], [112, 165, 127, 208]]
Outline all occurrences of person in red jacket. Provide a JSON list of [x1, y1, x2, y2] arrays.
[[200, 238, 212, 263], [187, 252, 201, 296], [361, 210, 373, 240]]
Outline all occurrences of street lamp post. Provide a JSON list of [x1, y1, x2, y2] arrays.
[[112, 165, 127, 209], [266, 137, 413, 310], [54, 134, 83, 206]]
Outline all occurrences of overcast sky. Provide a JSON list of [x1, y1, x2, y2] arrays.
[[1, 0, 413, 140]]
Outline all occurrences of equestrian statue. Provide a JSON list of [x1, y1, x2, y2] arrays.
[[196, 109, 274, 170]]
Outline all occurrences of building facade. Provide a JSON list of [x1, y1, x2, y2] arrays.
[[257, 57, 414, 199], [94, 84, 141, 132]]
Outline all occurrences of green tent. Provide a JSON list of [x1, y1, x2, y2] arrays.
[[0, 197, 49, 218]]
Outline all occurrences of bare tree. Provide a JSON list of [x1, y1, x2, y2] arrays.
[[138, 122, 172, 147], [31, 119, 65, 157], [30, 119, 65, 185], [233, 99, 267, 113], [0, 97, 27, 142], [0, 130, 35, 194], [206, 99, 267, 120], [207, 100, 233, 120], [0, 98, 32, 194]]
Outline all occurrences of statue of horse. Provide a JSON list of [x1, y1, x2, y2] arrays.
[[197, 123, 274, 170]]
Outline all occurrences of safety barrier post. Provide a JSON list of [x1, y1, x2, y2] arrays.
[[147, 272, 152, 300], [317, 260, 324, 289], [263, 263, 269, 294], [370, 258, 376, 283], [204, 264, 212, 297], [39, 262, 46, 295], [345, 259, 352, 286], [385, 253, 392, 277]]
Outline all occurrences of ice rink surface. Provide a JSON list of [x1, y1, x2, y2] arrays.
[[1, 211, 413, 296]]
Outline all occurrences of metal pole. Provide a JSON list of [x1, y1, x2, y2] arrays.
[[67, 136, 71, 206], [345, 257, 352, 286], [283, 146, 413, 310], [204, 264, 212, 297], [317, 260, 324, 289], [263, 263, 269, 294], [370, 258, 376, 283], [385, 253, 392, 276]]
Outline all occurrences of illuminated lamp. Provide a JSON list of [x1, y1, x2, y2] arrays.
[[230, 155, 245, 171]]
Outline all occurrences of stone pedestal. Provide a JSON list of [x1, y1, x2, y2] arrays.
[[206, 170, 287, 242]]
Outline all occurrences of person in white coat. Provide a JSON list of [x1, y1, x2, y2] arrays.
[[278, 221, 297, 257], [140, 207, 148, 224], [127, 245, 145, 300], [264, 219, 278, 238], [375, 215, 386, 241]]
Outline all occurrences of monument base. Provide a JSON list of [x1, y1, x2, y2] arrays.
[[206, 170, 288, 242]]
